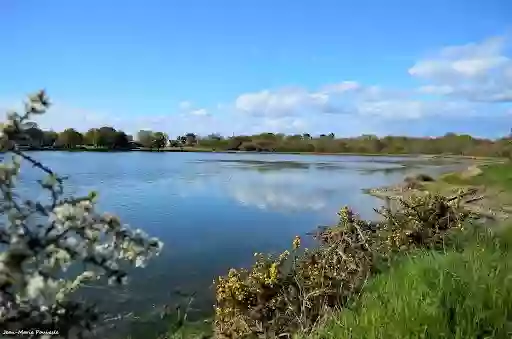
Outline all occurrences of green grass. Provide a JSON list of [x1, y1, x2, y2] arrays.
[[303, 226, 512, 339], [442, 162, 512, 191]]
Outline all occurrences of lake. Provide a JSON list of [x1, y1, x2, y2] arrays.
[[18, 151, 469, 334]]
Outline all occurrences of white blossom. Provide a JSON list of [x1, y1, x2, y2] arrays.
[[0, 91, 164, 337], [26, 273, 45, 300], [134, 256, 146, 268]]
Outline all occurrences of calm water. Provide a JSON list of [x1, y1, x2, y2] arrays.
[[18, 151, 468, 332]]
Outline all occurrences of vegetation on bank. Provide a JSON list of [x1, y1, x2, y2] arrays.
[[304, 226, 512, 339], [15, 123, 512, 157], [441, 162, 512, 190]]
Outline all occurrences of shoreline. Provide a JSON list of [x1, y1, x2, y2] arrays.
[[19, 147, 504, 160], [363, 161, 511, 222]]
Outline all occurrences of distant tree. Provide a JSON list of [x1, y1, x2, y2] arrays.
[[25, 126, 45, 147], [84, 128, 101, 147], [255, 133, 276, 141], [55, 128, 83, 148], [177, 136, 187, 145], [97, 126, 119, 148], [287, 134, 303, 141], [185, 133, 197, 146], [42, 130, 59, 147], [113, 131, 130, 149], [137, 130, 154, 148], [207, 133, 223, 141], [152, 132, 168, 149]]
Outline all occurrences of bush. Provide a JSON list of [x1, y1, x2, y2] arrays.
[[214, 208, 375, 338], [375, 193, 472, 256], [214, 193, 472, 338], [0, 91, 163, 338]]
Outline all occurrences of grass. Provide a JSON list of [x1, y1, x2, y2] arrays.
[[303, 226, 512, 339], [441, 162, 512, 191]]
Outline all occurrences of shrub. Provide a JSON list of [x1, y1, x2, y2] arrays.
[[214, 207, 377, 338], [0, 91, 163, 337], [375, 193, 472, 256], [214, 193, 472, 338]]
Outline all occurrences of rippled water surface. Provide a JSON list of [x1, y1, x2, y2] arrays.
[[18, 151, 468, 329]]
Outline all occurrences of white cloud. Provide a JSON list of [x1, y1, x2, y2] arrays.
[[231, 83, 444, 121], [409, 36, 512, 102], [179, 101, 192, 110], [178, 101, 210, 117], [189, 108, 209, 116], [235, 88, 332, 117], [417, 85, 454, 95], [227, 173, 328, 212], [322, 81, 361, 93]]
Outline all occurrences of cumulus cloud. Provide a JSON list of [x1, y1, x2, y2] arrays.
[[232, 83, 451, 120], [178, 101, 210, 117], [321, 81, 361, 93], [235, 88, 331, 117], [409, 36, 512, 102], [189, 108, 209, 116]]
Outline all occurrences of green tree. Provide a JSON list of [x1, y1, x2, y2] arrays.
[[55, 128, 83, 148], [97, 126, 119, 148], [84, 128, 100, 147], [42, 130, 59, 147], [185, 133, 197, 146], [137, 130, 154, 148], [111, 130, 130, 149], [152, 131, 168, 149], [25, 125, 45, 147], [207, 133, 223, 140]]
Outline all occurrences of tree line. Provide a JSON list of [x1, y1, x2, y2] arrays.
[[16, 125, 512, 157]]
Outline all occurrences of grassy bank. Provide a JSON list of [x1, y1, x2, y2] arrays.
[[304, 225, 512, 339], [440, 161, 512, 190]]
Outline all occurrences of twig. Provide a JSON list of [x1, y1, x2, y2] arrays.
[[11, 148, 64, 183]]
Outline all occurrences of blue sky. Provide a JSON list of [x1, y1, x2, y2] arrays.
[[1, 0, 511, 138]]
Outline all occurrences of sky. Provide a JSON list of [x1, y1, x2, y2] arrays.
[[0, 0, 511, 138]]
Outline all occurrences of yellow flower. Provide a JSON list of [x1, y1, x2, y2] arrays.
[[292, 236, 301, 250]]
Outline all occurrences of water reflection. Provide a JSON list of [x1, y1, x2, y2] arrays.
[[227, 173, 334, 212]]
